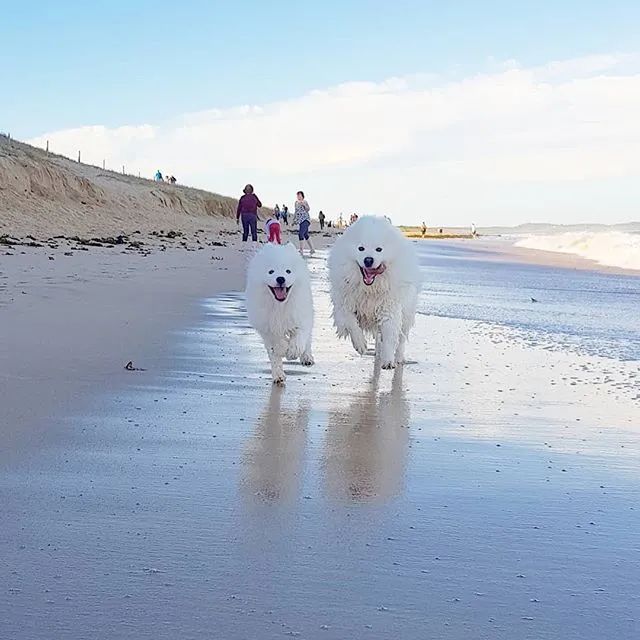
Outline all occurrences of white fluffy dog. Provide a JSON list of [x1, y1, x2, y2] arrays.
[[329, 216, 421, 369], [246, 243, 315, 384]]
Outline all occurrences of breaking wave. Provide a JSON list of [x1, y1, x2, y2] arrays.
[[515, 231, 640, 271]]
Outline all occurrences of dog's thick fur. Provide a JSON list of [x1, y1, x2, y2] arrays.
[[329, 216, 421, 369], [246, 243, 315, 384]]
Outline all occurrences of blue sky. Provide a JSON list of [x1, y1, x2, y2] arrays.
[[4, 1, 639, 136], [3, 1, 640, 225]]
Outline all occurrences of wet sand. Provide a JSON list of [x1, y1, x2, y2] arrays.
[[1, 244, 639, 639]]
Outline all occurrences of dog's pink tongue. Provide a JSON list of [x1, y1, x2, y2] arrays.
[[274, 286, 287, 301], [363, 270, 376, 285]]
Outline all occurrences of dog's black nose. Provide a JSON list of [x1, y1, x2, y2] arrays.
[[276, 276, 286, 286], [363, 257, 374, 268]]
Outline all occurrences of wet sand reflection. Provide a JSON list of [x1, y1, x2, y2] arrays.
[[323, 366, 410, 502], [240, 385, 310, 504]]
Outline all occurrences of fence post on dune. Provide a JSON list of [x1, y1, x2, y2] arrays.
[[122, 165, 125, 175], [102, 159, 105, 170], [46, 140, 49, 152], [78, 151, 81, 163]]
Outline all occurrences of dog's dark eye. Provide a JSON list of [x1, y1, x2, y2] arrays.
[[285, 269, 291, 274], [358, 246, 365, 252], [268, 269, 274, 274], [375, 247, 382, 252]]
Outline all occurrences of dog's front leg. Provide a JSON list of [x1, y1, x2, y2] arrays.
[[377, 310, 401, 369], [286, 329, 315, 366], [285, 332, 302, 361], [334, 308, 367, 355], [298, 327, 315, 366], [394, 333, 406, 365], [265, 336, 286, 385]]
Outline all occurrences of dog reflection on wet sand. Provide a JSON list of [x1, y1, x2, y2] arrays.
[[241, 386, 310, 504], [323, 367, 410, 502]]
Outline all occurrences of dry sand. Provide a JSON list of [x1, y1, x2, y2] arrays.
[[0, 135, 253, 239]]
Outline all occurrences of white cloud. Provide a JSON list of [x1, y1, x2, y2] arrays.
[[28, 53, 640, 226]]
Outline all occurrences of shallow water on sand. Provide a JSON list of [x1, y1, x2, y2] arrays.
[[419, 242, 640, 363], [2, 247, 639, 639]]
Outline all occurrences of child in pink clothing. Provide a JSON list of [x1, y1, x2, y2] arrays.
[[264, 217, 282, 244]]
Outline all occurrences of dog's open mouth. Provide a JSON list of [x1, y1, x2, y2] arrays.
[[268, 285, 291, 302], [360, 264, 386, 286]]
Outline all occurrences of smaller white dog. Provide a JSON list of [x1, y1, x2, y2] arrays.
[[329, 216, 421, 369], [246, 243, 315, 384]]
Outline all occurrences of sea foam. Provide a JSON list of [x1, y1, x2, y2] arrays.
[[515, 231, 640, 271]]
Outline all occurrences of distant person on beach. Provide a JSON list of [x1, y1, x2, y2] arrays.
[[421, 221, 427, 237], [318, 210, 326, 230], [274, 204, 281, 220], [169, 175, 177, 184], [236, 184, 262, 242], [293, 190, 315, 256], [471, 222, 477, 237], [282, 204, 289, 226], [264, 216, 282, 244], [154, 170, 163, 182], [338, 213, 344, 228]]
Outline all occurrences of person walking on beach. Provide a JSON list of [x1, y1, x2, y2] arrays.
[[154, 169, 163, 182], [274, 204, 281, 220], [421, 221, 427, 238], [281, 204, 289, 226], [264, 216, 282, 244], [293, 190, 314, 256], [471, 222, 477, 237], [236, 184, 262, 242], [318, 210, 326, 230]]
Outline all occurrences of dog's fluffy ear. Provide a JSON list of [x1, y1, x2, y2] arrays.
[[284, 242, 299, 255]]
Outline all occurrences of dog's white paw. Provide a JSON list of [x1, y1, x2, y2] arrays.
[[351, 333, 368, 355], [300, 352, 315, 366], [380, 360, 396, 370], [272, 374, 286, 386]]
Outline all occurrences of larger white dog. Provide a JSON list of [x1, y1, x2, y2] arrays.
[[246, 243, 315, 384], [329, 216, 420, 369]]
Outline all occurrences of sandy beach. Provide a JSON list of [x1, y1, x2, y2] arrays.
[[2, 136, 640, 639], [2, 219, 639, 639]]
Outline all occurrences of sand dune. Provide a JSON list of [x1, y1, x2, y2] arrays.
[[0, 135, 244, 238]]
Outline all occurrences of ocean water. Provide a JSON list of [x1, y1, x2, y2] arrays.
[[514, 230, 640, 271], [417, 241, 640, 366]]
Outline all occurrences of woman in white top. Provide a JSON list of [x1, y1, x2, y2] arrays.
[[292, 190, 315, 256]]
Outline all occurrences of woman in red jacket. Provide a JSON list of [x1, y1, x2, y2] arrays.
[[236, 184, 262, 242]]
